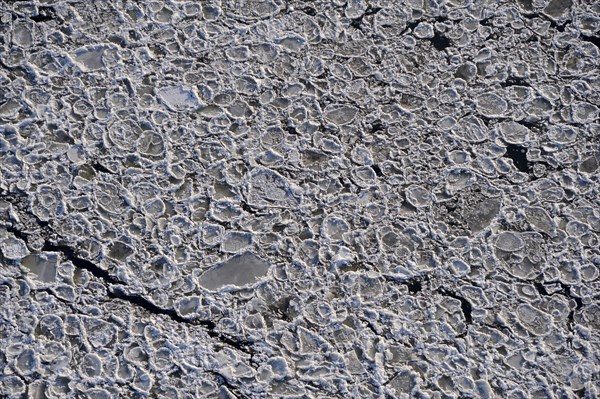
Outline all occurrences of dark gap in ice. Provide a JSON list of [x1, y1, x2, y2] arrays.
[[430, 34, 451, 51], [384, 275, 424, 294], [42, 242, 120, 285], [285, 125, 297, 135], [406, 279, 422, 294], [479, 17, 494, 27], [5, 224, 31, 244], [439, 289, 473, 324], [240, 200, 258, 215], [30, 7, 57, 23], [302, 7, 317, 16], [91, 162, 114, 175], [504, 144, 531, 174], [350, 17, 363, 29], [581, 35, 600, 50], [404, 21, 420, 35], [501, 76, 530, 87], [518, 119, 545, 131], [533, 281, 549, 296], [372, 164, 383, 178], [365, 7, 383, 16], [370, 120, 384, 133], [40, 240, 254, 353]]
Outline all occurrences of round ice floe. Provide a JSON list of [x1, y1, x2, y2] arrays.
[[15, 348, 38, 375], [321, 217, 350, 241], [498, 121, 531, 145], [323, 104, 359, 125], [413, 22, 434, 39], [516, 303, 552, 336], [547, 125, 578, 144], [566, 220, 589, 237], [405, 185, 433, 208], [94, 182, 130, 215], [156, 85, 200, 111], [38, 314, 64, 341], [81, 353, 103, 378], [453, 115, 488, 143], [494, 231, 524, 252], [351, 166, 378, 187], [476, 93, 508, 117], [0, 236, 29, 260], [571, 102, 599, 123]]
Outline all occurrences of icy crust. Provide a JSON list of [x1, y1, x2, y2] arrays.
[[1, 0, 600, 397]]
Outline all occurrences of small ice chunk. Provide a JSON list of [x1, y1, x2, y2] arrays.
[[221, 231, 253, 253], [498, 121, 531, 145], [516, 303, 552, 336], [1, 236, 30, 260], [198, 252, 270, 291], [476, 93, 508, 117], [494, 232, 524, 252], [156, 85, 200, 111], [413, 22, 434, 39], [21, 253, 58, 282], [247, 168, 300, 208], [73, 46, 108, 71], [276, 36, 306, 52], [453, 115, 488, 142], [525, 207, 556, 236], [405, 185, 433, 208], [345, 0, 367, 19], [324, 104, 358, 125]]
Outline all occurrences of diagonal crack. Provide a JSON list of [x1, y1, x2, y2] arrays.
[[39, 241, 255, 355], [437, 288, 473, 324], [2, 190, 256, 398], [1, 191, 255, 356]]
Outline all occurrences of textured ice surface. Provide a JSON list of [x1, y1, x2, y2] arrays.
[[198, 252, 270, 291], [1, 0, 600, 398]]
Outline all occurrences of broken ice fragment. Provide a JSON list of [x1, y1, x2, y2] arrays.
[[198, 252, 270, 291], [221, 231, 253, 253], [323, 104, 358, 125], [525, 207, 556, 237], [516, 303, 552, 336], [246, 168, 300, 208], [476, 93, 508, 117], [494, 232, 524, 252], [1, 236, 30, 260], [498, 121, 530, 145], [463, 198, 501, 232], [73, 45, 108, 71], [405, 185, 433, 208], [22, 253, 58, 282], [156, 85, 200, 111]]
